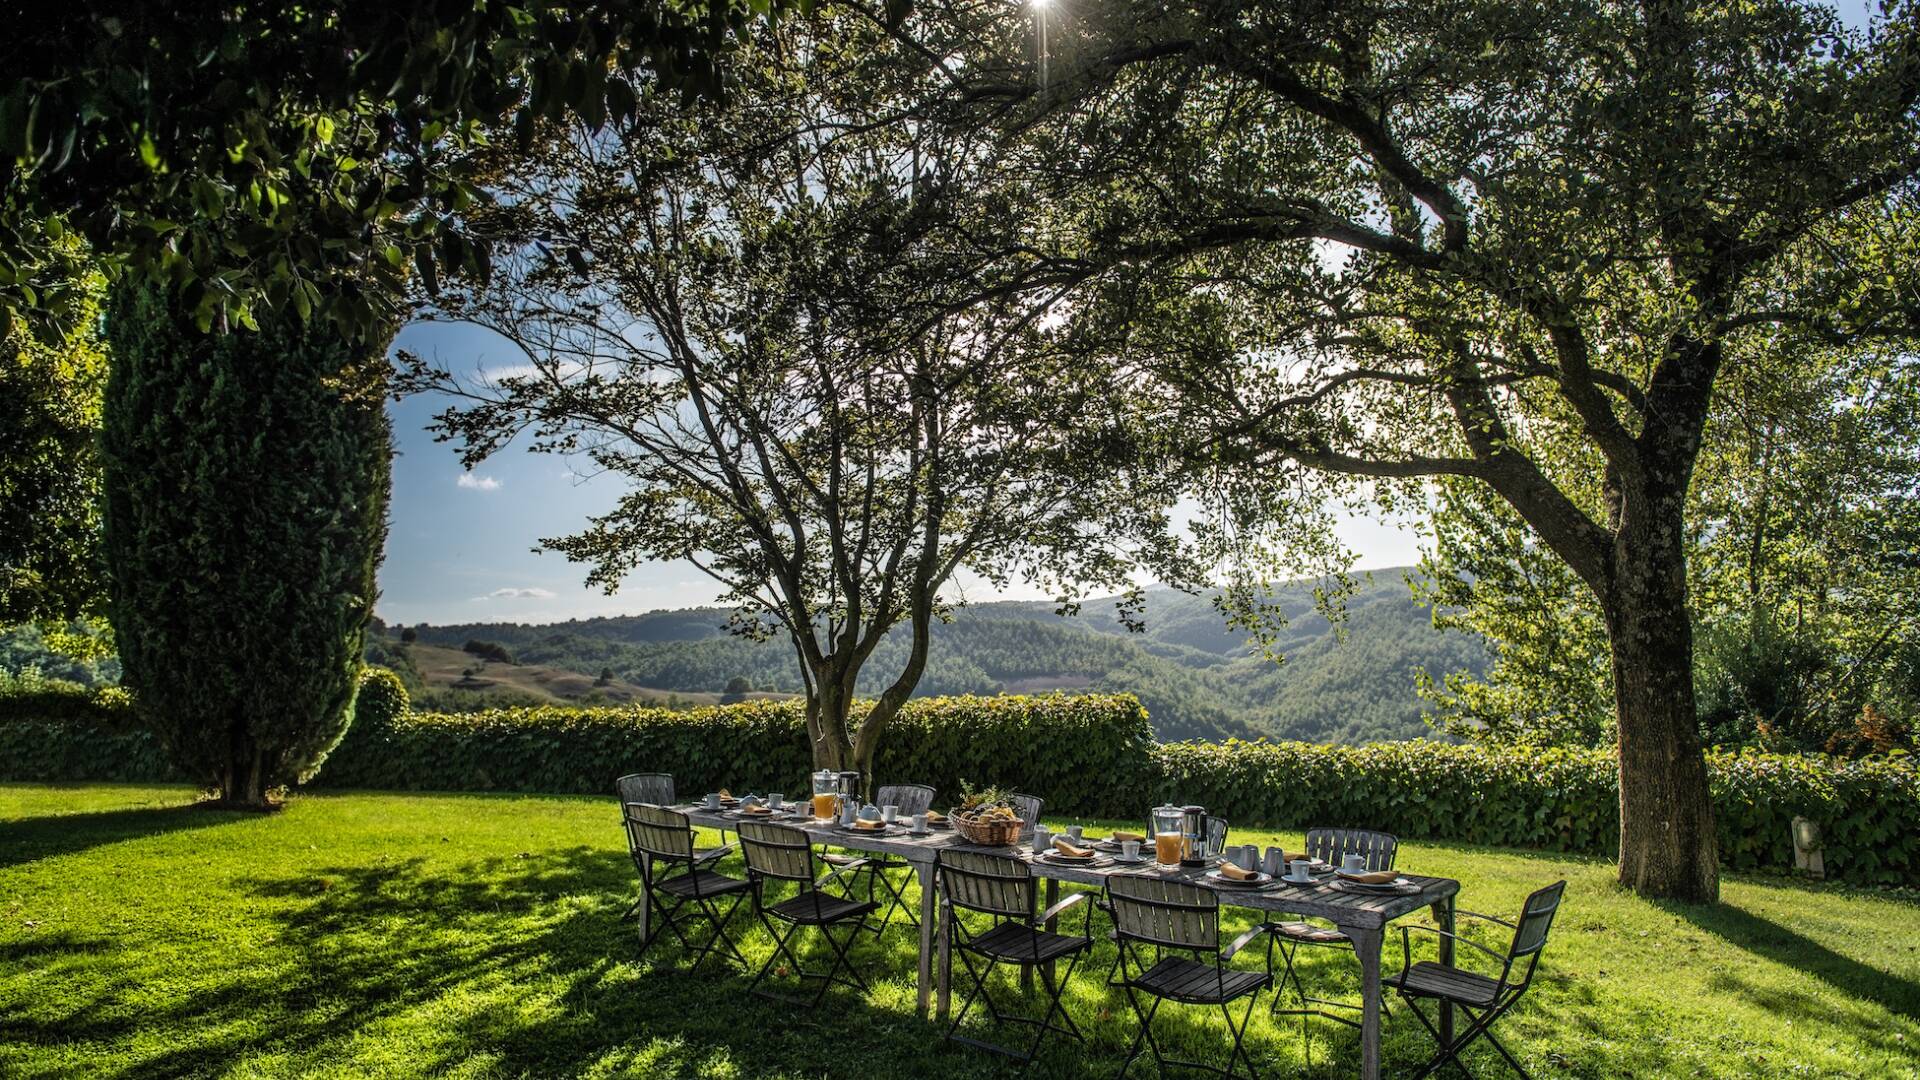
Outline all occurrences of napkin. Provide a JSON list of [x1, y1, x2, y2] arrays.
[[853, 819, 884, 831], [1217, 861, 1257, 881], [1341, 870, 1398, 884], [1052, 837, 1093, 858], [926, 810, 947, 822], [1109, 831, 1144, 843]]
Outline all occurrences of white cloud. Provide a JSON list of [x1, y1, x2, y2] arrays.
[[457, 473, 502, 492], [470, 587, 558, 602]]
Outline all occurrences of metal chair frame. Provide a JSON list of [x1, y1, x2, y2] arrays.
[[737, 820, 880, 1006], [622, 803, 748, 972], [1389, 880, 1567, 1080], [1106, 875, 1273, 1080], [831, 783, 936, 935], [937, 850, 1094, 1067], [1267, 827, 1400, 1026]]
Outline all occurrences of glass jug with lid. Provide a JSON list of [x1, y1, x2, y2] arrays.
[[811, 769, 841, 822], [1151, 804, 1186, 866]]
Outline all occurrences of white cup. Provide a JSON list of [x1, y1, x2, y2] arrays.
[[768, 793, 784, 810], [1289, 858, 1315, 882], [703, 792, 721, 809], [911, 812, 929, 833], [882, 804, 899, 824], [1121, 840, 1141, 860], [1067, 825, 1084, 842], [1342, 852, 1367, 873], [1034, 825, 1052, 853]]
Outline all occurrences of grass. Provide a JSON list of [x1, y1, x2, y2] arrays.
[[1, 784, 1916, 1079]]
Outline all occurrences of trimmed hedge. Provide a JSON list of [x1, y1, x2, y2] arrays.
[[319, 693, 1156, 818], [4, 686, 1914, 884], [1155, 739, 1920, 886]]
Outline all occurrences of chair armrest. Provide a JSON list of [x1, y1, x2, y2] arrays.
[[815, 858, 871, 889], [693, 844, 733, 866], [1453, 909, 1518, 931], [1223, 923, 1274, 962], [1039, 890, 1090, 926], [1397, 924, 1512, 969]]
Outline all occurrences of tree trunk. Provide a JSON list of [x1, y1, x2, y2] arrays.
[[810, 673, 855, 772], [218, 725, 271, 809], [1605, 503, 1719, 903]]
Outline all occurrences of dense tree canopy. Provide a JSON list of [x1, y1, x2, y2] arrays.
[[0, 1, 776, 343], [870, 0, 1920, 900], [409, 22, 1193, 778]]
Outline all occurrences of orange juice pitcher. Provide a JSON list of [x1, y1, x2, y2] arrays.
[[1151, 804, 1186, 867]]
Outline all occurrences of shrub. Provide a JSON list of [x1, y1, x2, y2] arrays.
[[102, 281, 393, 806], [354, 666, 410, 728], [462, 640, 515, 665]]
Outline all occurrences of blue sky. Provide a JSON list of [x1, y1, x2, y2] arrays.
[[378, 319, 1426, 626], [376, 0, 1884, 626]]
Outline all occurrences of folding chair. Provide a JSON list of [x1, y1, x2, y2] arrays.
[[615, 774, 679, 919], [1106, 875, 1273, 1079], [821, 783, 936, 935], [1010, 793, 1044, 831], [737, 819, 880, 1005], [615, 772, 675, 806], [1387, 880, 1567, 1080], [1266, 827, 1399, 1025], [937, 849, 1093, 1066], [621, 803, 749, 971]]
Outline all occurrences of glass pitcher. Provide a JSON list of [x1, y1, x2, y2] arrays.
[[811, 769, 841, 822], [1151, 804, 1186, 866]]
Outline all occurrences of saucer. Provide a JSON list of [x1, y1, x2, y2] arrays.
[[1110, 854, 1150, 864], [907, 827, 932, 836]]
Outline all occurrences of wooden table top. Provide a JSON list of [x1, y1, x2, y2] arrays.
[[677, 805, 1457, 932]]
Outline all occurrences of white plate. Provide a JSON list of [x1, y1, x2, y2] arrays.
[[1339, 877, 1413, 892], [1205, 869, 1272, 886]]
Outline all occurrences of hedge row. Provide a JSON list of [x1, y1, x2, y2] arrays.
[[4, 687, 1914, 884], [1154, 739, 1920, 884], [319, 692, 1156, 818]]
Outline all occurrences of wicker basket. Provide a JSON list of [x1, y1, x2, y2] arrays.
[[951, 809, 1024, 847]]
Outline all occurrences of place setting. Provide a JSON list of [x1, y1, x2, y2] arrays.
[[1032, 824, 1113, 868]]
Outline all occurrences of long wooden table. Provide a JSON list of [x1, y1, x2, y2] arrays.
[[674, 806, 1458, 1080]]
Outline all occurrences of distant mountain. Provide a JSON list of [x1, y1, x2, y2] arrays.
[[381, 568, 1487, 743]]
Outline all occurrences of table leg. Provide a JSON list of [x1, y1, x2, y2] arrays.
[[1341, 923, 1384, 1080], [1042, 877, 1061, 986], [916, 861, 936, 1018], [637, 853, 652, 941], [937, 886, 952, 1019], [1432, 896, 1456, 1046]]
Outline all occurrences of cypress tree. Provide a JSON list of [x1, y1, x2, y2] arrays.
[[101, 284, 393, 808]]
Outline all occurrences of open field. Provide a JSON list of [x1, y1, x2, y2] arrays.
[[2, 783, 1916, 1078], [406, 643, 796, 708]]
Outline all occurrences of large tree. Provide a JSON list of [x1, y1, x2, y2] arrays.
[[409, 31, 1188, 781], [887, 0, 1920, 899], [102, 283, 393, 808]]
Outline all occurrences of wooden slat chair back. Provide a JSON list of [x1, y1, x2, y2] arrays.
[[876, 783, 936, 817], [1010, 793, 1044, 830], [1107, 875, 1219, 952], [737, 820, 818, 883], [1305, 827, 1399, 872], [616, 772, 675, 807], [939, 849, 1035, 919], [1505, 881, 1566, 979], [625, 803, 696, 861]]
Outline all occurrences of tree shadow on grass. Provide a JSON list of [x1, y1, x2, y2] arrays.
[[0, 802, 242, 871], [1663, 898, 1920, 1022]]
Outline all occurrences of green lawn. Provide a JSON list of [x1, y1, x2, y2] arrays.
[[2, 784, 1916, 1079]]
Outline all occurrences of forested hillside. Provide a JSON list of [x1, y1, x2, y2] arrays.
[[384, 570, 1487, 743]]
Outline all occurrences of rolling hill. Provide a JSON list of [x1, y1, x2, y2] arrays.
[[376, 568, 1487, 743]]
